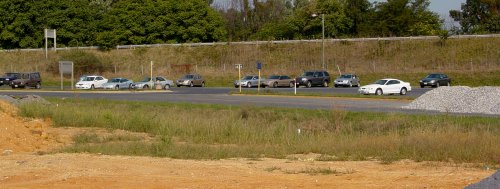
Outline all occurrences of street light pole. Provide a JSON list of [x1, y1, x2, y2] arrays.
[[321, 14, 325, 70]]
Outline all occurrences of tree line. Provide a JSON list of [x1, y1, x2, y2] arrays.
[[0, 0, 497, 49]]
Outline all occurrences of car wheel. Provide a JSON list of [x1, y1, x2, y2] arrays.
[[273, 82, 278, 88], [306, 81, 312, 88], [90, 84, 95, 90], [289, 82, 294, 88], [420, 85, 424, 88], [323, 81, 328, 87], [189, 82, 194, 87], [247, 82, 252, 88], [35, 83, 41, 89], [334, 84, 338, 88], [234, 85, 238, 88], [375, 88, 383, 95], [11, 85, 15, 89], [143, 85, 148, 89], [164, 84, 170, 90], [400, 87, 407, 95], [115, 85, 119, 90]]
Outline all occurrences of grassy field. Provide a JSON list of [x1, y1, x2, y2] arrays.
[[1, 37, 499, 87], [19, 98, 500, 166]]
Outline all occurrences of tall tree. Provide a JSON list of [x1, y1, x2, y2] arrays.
[[450, 0, 499, 34]]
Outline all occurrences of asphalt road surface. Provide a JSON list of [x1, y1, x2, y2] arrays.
[[0, 86, 437, 114]]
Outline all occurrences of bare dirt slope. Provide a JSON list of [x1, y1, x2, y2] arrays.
[[0, 100, 494, 188]]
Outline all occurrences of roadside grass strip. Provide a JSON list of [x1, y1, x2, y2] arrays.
[[19, 98, 500, 167]]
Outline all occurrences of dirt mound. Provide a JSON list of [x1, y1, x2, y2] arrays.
[[0, 100, 70, 154]]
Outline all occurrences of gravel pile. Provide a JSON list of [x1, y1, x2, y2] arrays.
[[404, 86, 500, 115], [0, 95, 50, 106], [465, 170, 500, 189]]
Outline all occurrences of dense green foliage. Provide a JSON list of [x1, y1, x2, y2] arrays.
[[1, 0, 497, 49], [0, 0, 226, 49], [450, 0, 499, 34]]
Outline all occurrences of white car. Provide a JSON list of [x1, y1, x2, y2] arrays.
[[358, 78, 411, 95], [75, 75, 108, 90], [102, 78, 134, 90]]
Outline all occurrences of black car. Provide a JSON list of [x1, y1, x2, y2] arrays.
[[11, 72, 42, 89], [419, 73, 451, 88], [295, 70, 330, 88], [0, 72, 20, 86]]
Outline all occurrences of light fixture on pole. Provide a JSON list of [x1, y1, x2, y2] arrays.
[[311, 14, 325, 70]]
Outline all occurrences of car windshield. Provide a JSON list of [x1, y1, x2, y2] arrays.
[[182, 75, 194, 79], [339, 74, 352, 79], [302, 72, 314, 77], [110, 78, 121, 82], [83, 77, 95, 81], [374, 79, 388, 85], [269, 75, 280, 79], [242, 76, 254, 80], [426, 74, 441, 78], [141, 77, 151, 82], [6, 73, 19, 77]]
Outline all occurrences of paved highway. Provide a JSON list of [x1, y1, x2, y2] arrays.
[[0, 87, 434, 114]]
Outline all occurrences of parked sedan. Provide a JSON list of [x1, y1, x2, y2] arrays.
[[131, 76, 173, 90], [358, 78, 411, 95], [234, 75, 264, 88], [102, 78, 134, 90], [264, 75, 295, 88], [176, 74, 205, 87], [419, 73, 451, 88], [75, 75, 108, 90], [334, 74, 360, 87]]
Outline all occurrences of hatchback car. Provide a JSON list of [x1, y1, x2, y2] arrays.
[[295, 70, 330, 88], [419, 73, 451, 88], [176, 74, 205, 87], [102, 78, 134, 90], [11, 72, 42, 89], [334, 74, 360, 87], [75, 75, 108, 90], [234, 75, 264, 88], [358, 78, 411, 95], [264, 75, 295, 88]]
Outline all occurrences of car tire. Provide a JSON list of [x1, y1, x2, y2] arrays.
[[115, 85, 119, 90], [35, 83, 41, 89], [143, 85, 148, 89], [164, 84, 170, 90], [90, 84, 95, 90], [11, 85, 15, 89], [247, 82, 252, 88], [420, 85, 424, 88], [273, 82, 278, 88], [376, 88, 383, 95], [400, 87, 407, 95], [323, 80, 328, 87], [306, 81, 312, 88], [289, 82, 294, 88]]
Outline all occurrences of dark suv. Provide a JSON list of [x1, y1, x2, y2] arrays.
[[11, 72, 42, 89], [295, 70, 330, 88], [0, 72, 20, 86]]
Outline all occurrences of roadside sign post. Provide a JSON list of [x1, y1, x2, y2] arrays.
[[257, 62, 262, 93], [59, 61, 74, 90], [235, 64, 242, 93], [44, 29, 56, 59]]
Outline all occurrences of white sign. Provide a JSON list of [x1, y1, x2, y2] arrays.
[[59, 61, 74, 90], [235, 64, 243, 69], [45, 29, 56, 38]]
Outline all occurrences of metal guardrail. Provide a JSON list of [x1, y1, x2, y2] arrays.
[[1, 34, 499, 52]]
